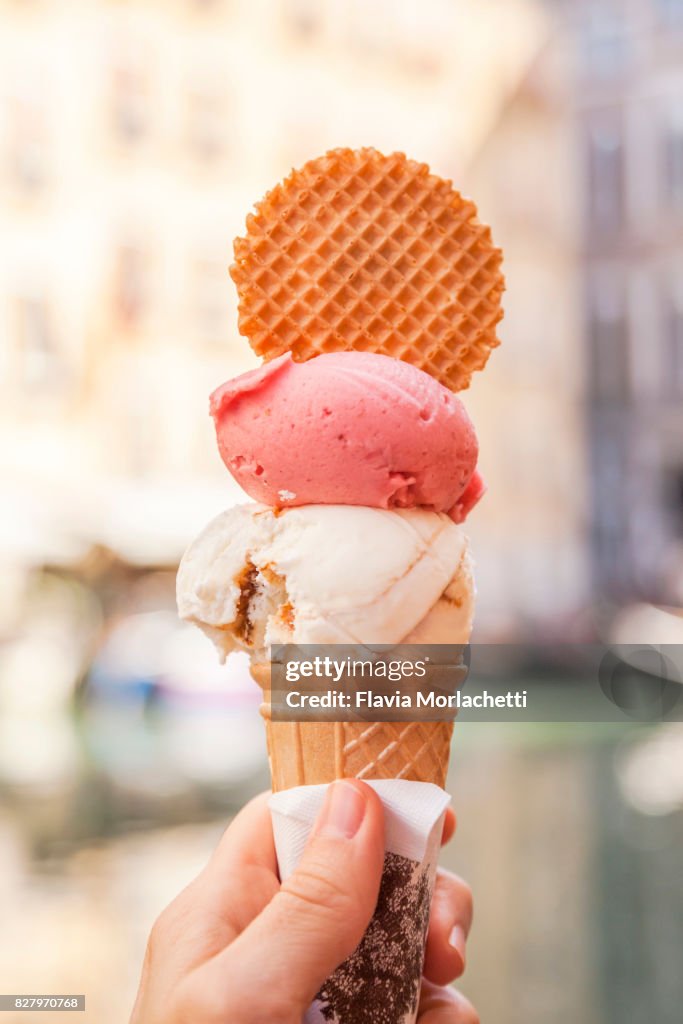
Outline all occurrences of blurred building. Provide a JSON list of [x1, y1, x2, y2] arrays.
[[575, 0, 683, 605], [461, 26, 587, 632], [465, 0, 683, 625], [5, 1, 680, 626], [0, 0, 553, 627], [6, 4, 683, 622]]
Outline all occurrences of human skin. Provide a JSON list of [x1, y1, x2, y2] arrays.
[[130, 780, 478, 1024]]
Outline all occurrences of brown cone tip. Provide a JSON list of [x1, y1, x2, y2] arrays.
[[230, 147, 504, 392]]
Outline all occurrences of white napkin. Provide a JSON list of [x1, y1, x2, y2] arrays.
[[269, 780, 451, 1024]]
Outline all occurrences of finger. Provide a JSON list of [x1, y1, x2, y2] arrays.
[[441, 808, 457, 847], [206, 791, 277, 875], [146, 793, 280, 972], [423, 870, 473, 985], [418, 980, 480, 1023], [194, 791, 280, 935], [201, 779, 385, 1018]]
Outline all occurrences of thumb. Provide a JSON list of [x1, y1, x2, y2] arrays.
[[217, 779, 385, 1018]]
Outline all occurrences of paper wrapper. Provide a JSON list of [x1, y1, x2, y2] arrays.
[[269, 779, 451, 1024]]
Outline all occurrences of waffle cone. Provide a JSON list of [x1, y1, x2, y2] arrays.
[[251, 662, 453, 792], [230, 147, 504, 392]]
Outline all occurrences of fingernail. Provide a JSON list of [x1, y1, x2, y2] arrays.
[[449, 924, 467, 966], [316, 780, 367, 839]]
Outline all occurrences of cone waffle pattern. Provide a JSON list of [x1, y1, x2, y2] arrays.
[[342, 719, 453, 788], [230, 148, 504, 392], [252, 663, 453, 792]]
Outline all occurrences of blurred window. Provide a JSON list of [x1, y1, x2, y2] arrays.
[[191, 254, 229, 342], [592, 427, 628, 585], [284, 0, 322, 42], [394, 2, 444, 78], [186, 83, 229, 162], [656, 0, 683, 28], [662, 115, 683, 211], [674, 471, 683, 536], [5, 88, 49, 194], [112, 243, 149, 330], [14, 294, 63, 392], [582, 8, 628, 77], [110, 46, 150, 145], [663, 283, 683, 398], [345, 0, 400, 59], [587, 114, 625, 233], [588, 271, 630, 401]]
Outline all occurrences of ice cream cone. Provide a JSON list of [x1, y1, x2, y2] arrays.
[[175, 140, 497, 1024], [251, 661, 454, 792]]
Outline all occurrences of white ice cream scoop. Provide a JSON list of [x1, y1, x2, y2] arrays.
[[176, 503, 474, 660]]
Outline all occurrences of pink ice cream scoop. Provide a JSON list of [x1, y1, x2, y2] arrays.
[[210, 351, 483, 523]]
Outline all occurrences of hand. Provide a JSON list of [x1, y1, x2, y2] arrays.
[[130, 780, 477, 1024]]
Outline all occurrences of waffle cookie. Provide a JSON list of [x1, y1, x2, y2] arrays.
[[230, 147, 504, 391]]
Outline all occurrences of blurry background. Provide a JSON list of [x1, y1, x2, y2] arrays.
[[0, 0, 682, 1021]]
